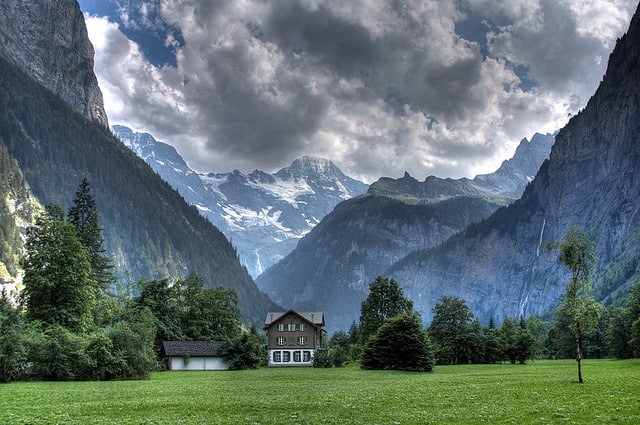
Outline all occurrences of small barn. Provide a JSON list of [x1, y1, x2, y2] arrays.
[[162, 341, 229, 371]]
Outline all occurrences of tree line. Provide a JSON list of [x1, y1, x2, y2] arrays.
[[0, 178, 263, 383], [319, 228, 640, 381]]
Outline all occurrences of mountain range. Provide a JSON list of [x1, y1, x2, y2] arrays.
[[257, 133, 554, 332], [3, 0, 639, 339], [384, 4, 640, 326], [113, 125, 368, 277], [0, 0, 276, 323], [260, 2, 640, 333]]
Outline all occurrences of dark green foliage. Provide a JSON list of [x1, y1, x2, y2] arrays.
[[626, 282, 640, 356], [220, 329, 266, 370], [102, 309, 158, 379], [428, 296, 475, 364], [0, 54, 276, 324], [359, 277, 413, 343], [361, 313, 434, 372], [175, 274, 242, 341], [484, 327, 502, 364], [605, 307, 633, 358], [26, 325, 91, 381], [21, 205, 97, 332], [134, 274, 243, 357], [68, 177, 114, 290], [0, 291, 27, 383], [135, 278, 184, 351], [312, 349, 332, 368], [328, 329, 361, 367]]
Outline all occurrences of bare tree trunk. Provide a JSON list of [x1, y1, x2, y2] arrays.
[[576, 331, 583, 384]]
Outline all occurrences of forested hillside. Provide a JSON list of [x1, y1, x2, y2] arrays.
[[0, 142, 39, 284], [0, 53, 277, 323]]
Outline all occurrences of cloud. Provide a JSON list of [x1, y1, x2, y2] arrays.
[[84, 0, 636, 182]]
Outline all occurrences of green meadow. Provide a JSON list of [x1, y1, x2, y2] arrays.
[[1, 359, 638, 424]]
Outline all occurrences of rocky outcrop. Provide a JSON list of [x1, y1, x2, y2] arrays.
[[0, 0, 108, 126], [388, 3, 640, 324]]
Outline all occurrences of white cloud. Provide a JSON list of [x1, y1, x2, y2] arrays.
[[85, 1, 637, 183]]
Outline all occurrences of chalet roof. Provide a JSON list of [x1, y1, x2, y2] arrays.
[[263, 310, 325, 329], [162, 341, 224, 357]]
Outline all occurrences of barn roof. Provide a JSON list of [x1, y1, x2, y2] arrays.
[[162, 341, 225, 357], [263, 310, 325, 329]]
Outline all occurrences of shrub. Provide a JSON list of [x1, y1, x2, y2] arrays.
[[361, 313, 434, 372]]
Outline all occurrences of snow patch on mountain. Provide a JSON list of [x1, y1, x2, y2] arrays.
[[113, 125, 369, 277]]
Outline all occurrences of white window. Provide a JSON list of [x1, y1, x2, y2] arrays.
[[300, 323, 305, 331], [273, 351, 281, 362], [282, 351, 291, 362], [278, 323, 285, 331], [288, 323, 295, 331], [276, 336, 286, 346], [294, 351, 302, 362], [303, 351, 311, 362], [298, 336, 307, 345]]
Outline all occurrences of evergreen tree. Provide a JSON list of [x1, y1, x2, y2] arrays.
[[68, 177, 113, 290], [624, 282, 640, 356], [514, 317, 535, 364], [359, 277, 413, 343], [361, 313, 434, 372], [605, 307, 632, 358], [21, 205, 97, 332]]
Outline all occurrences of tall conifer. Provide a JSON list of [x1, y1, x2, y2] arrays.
[[68, 177, 113, 289]]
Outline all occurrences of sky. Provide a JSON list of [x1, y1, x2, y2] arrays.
[[79, 0, 637, 183]]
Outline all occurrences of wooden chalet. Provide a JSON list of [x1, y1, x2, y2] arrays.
[[263, 310, 325, 366]]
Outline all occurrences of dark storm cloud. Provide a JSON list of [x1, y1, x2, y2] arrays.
[[85, 0, 637, 181], [263, 1, 382, 79]]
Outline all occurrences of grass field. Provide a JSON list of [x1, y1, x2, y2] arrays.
[[1, 359, 638, 424]]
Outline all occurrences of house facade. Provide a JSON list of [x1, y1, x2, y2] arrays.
[[263, 310, 325, 366], [162, 341, 229, 371]]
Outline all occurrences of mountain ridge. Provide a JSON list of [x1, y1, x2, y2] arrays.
[[113, 125, 369, 277], [0, 0, 277, 323], [386, 2, 640, 325], [257, 133, 554, 332]]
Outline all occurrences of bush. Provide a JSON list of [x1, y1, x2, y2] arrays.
[[26, 325, 91, 381], [0, 295, 27, 383], [220, 331, 266, 370], [312, 349, 332, 368], [361, 313, 434, 372]]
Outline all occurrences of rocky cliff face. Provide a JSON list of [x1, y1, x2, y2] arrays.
[[388, 3, 640, 324], [257, 134, 553, 333], [0, 0, 108, 126]]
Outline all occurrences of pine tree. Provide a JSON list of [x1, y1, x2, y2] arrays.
[[68, 177, 113, 290]]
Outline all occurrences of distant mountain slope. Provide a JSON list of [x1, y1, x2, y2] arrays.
[[114, 125, 368, 277], [388, 3, 640, 324], [257, 134, 553, 332], [0, 53, 277, 323]]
